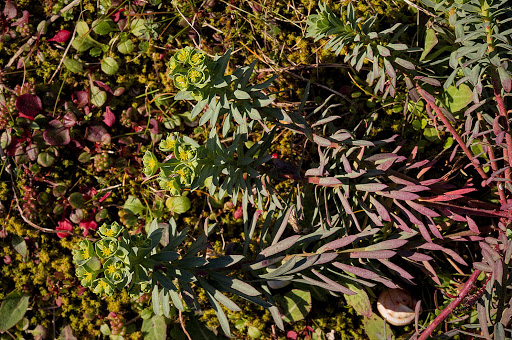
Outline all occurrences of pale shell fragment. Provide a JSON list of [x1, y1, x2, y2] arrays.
[[377, 288, 417, 326]]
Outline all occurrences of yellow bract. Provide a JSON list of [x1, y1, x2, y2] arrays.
[[107, 264, 116, 275], [101, 247, 112, 257]]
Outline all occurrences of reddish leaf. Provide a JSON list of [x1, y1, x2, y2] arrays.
[[72, 91, 89, 107], [43, 120, 70, 146], [3, 0, 17, 19], [16, 94, 42, 119], [56, 217, 73, 238], [48, 30, 72, 43], [365, 239, 408, 251], [377, 190, 420, 200], [350, 250, 396, 259], [103, 106, 115, 127], [79, 218, 97, 237], [466, 216, 480, 233], [12, 10, 29, 27], [405, 200, 440, 217], [86, 125, 110, 143], [377, 259, 414, 279]]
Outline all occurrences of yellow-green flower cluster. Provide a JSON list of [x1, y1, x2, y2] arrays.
[[168, 47, 210, 91], [143, 133, 200, 196], [72, 222, 129, 297]]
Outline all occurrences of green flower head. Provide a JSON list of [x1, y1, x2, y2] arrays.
[[95, 237, 119, 259], [92, 277, 115, 296], [168, 57, 182, 76], [130, 233, 152, 248], [159, 133, 179, 153], [173, 73, 189, 91], [176, 144, 197, 162], [103, 257, 128, 285], [175, 47, 192, 64], [143, 151, 159, 177], [188, 49, 206, 67], [187, 67, 205, 86], [98, 221, 123, 238], [72, 240, 94, 266], [158, 175, 181, 196], [174, 163, 195, 186], [76, 265, 96, 287]]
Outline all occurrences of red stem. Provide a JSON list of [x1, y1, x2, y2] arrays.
[[492, 73, 512, 186], [417, 87, 489, 181], [418, 269, 482, 340]]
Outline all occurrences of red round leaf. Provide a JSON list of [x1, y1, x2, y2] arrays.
[[103, 106, 115, 127], [16, 94, 42, 119], [48, 30, 72, 43]]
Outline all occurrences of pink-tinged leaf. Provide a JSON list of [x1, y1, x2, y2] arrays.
[[355, 183, 388, 192], [391, 213, 412, 233], [421, 260, 441, 285], [443, 188, 477, 196], [300, 274, 355, 295], [286, 331, 298, 340], [400, 185, 430, 193], [318, 229, 378, 252], [377, 259, 414, 279], [341, 154, 352, 173], [369, 196, 391, 222], [318, 177, 342, 186], [421, 194, 463, 202], [332, 262, 398, 288], [394, 199, 423, 225], [405, 201, 440, 218], [388, 175, 416, 186], [311, 269, 355, 294], [365, 239, 408, 251], [377, 158, 397, 171], [12, 10, 29, 27], [365, 153, 399, 162], [16, 94, 42, 119], [86, 125, 110, 143], [63, 111, 77, 128], [72, 91, 89, 107], [48, 30, 72, 43], [420, 178, 443, 186], [149, 118, 159, 135], [377, 190, 420, 201], [79, 218, 97, 237], [398, 251, 432, 262], [335, 188, 361, 230], [466, 216, 480, 234], [406, 159, 430, 170], [439, 207, 466, 222], [473, 261, 493, 272], [425, 216, 443, 239], [3, 0, 17, 19], [319, 235, 359, 252], [350, 250, 396, 259], [56, 217, 73, 238], [417, 243, 467, 266], [356, 196, 383, 227], [260, 235, 301, 257], [103, 106, 116, 127], [43, 120, 70, 146]]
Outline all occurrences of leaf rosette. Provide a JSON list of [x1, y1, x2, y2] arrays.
[[174, 163, 195, 186]]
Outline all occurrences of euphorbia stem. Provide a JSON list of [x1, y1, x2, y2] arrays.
[[418, 269, 482, 340], [492, 73, 512, 187], [417, 87, 489, 181]]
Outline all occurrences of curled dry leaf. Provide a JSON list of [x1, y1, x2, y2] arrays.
[[377, 288, 417, 326]]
